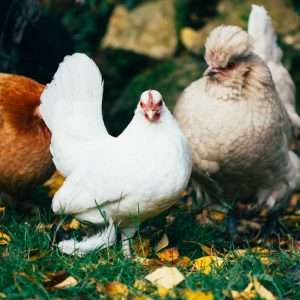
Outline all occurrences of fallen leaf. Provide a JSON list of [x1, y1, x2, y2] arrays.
[[155, 234, 169, 252], [36, 223, 53, 232], [134, 257, 163, 268], [0, 231, 11, 246], [133, 238, 151, 257], [105, 281, 128, 300], [62, 219, 81, 231], [26, 249, 47, 261], [145, 266, 185, 289], [209, 210, 225, 222], [43, 171, 65, 197], [177, 256, 191, 268], [157, 247, 180, 263], [53, 276, 78, 289], [44, 271, 77, 291], [231, 277, 276, 300], [157, 287, 170, 298], [132, 296, 152, 300], [200, 244, 216, 256], [133, 279, 149, 292], [183, 289, 214, 300], [253, 278, 276, 300], [193, 256, 223, 274], [0, 207, 5, 216], [0, 292, 6, 299]]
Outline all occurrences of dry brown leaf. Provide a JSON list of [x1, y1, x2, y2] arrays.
[[155, 234, 169, 253], [157, 247, 180, 263], [183, 289, 214, 300], [62, 219, 81, 231], [26, 249, 47, 261], [0, 231, 11, 246], [0, 207, 5, 216], [176, 256, 191, 268], [134, 257, 163, 268], [145, 266, 185, 289], [193, 256, 223, 274], [133, 238, 151, 258], [231, 277, 276, 300], [105, 281, 128, 300], [43, 271, 77, 291]]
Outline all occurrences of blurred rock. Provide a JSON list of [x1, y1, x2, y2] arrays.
[[180, 0, 300, 54], [102, 0, 177, 59], [109, 54, 205, 133]]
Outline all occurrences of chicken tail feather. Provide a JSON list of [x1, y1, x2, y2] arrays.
[[248, 5, 282, 63]]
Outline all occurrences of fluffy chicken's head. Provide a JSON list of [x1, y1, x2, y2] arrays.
[[204, 25, 253, 78], [138, 90, 164, 122]]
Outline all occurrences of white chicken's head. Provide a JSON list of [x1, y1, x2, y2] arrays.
[[204, 25, 253, 78], [138, 90, 164, 122]]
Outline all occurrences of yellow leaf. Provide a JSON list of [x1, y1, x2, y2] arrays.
[[183, 289, 214, 300], [0, 292, 6, 298], [0, 231, 11, 246], [157, 287, 170, 298], [157, 247, 180, 263], [0, 207, 5, 216], [231, 277, 276, 300], [155, 234, 169, 252], [193, 256, 223, 274], [53, 276, 78, 289], [133, 238, 151, 258], [105, 281, 128, 300], [43, 171, 65, 197], [253, 278, 276, 300], [145, 266, 185, 289], [132, 296, 152, 300], [62, 219, 81, 231], [209, 210, 225, 222]]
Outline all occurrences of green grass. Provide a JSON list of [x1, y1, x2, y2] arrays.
[[1, 191, 300, 299]]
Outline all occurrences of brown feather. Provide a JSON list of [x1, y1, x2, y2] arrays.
[[0, 73, 54, 197]]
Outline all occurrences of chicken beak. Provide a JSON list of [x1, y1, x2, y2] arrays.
[[146, 110, 156, 121], [204, 66, 218, 76]]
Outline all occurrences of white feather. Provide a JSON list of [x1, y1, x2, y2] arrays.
[[41, 53, 192, 255], [248, 5, 300, 128]]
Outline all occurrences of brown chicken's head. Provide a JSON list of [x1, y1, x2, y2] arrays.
[[204, 25, 253, 78], [138, 90, 164, 122]]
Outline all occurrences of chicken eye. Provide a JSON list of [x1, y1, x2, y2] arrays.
[[227, 62, 235, 69], [158, 100, 163, 106], [140, 101, 145, 108]]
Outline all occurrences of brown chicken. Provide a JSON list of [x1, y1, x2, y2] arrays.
[[0, 74, 54, 202]]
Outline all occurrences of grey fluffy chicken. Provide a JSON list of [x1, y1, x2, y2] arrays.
[[174, 25, 300, 228]]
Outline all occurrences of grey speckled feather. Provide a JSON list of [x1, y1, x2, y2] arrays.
[[174, 25, 300, 215]]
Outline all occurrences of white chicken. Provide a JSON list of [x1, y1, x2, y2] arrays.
[[248, 4, 300, 129], [40, 53, 192, 256]]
